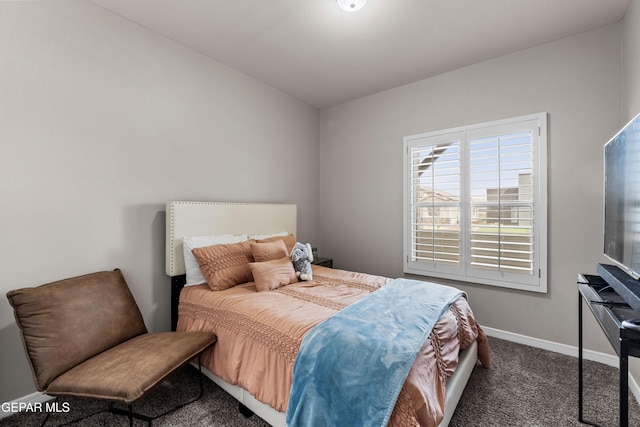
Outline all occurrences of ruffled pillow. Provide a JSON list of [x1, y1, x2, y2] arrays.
[[183, 234, 248, 286], [256, 233, 296, 254], [251, 240, 289, 262], [250, 257, 297, 292], [192, 240, 255, 291]]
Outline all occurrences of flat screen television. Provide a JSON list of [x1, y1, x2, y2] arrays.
[[604, 112, 640, 279]]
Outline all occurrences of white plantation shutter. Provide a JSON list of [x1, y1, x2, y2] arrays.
[[404, 113, 547, 293], [407, 132, 465, 277]]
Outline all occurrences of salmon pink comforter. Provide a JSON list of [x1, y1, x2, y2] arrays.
[[177, 265, 490, 427]]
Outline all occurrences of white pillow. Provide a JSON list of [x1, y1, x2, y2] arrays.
[[248, 231, 289, 240], [183, 234, 248, 285]]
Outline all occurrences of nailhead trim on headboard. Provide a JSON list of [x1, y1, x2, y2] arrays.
[[165, 201, 297, 277]]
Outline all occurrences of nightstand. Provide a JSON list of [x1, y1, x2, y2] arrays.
[[312, 257, 333, 268]]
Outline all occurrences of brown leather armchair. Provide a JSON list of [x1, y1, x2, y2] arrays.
[[6, 269, 216, 426]]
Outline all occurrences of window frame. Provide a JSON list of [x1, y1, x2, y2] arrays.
[[403, 113, 548, 293]]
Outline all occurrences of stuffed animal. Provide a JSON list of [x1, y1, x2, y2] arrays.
[[291, 242, 314, 281]]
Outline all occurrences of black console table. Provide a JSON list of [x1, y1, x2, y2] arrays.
[[578, 270, 640, 427]]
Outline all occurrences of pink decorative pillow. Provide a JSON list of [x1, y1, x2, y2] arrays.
[[251, 240, 289, 262], [192, 240, 255, 291], [250, 257, 297, 292], [256, 233, 296, 254]]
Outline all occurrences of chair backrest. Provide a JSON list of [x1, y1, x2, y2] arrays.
[[7, 269, 147, 391]]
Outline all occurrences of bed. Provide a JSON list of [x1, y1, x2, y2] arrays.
[[165, 201, 489, 427]]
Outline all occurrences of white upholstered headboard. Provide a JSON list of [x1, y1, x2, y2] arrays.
[[165, 201, 297, 277]]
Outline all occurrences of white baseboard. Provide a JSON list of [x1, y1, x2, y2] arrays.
[[0, 390, 54, 420], [483, 326, 640, 404], [2, 328, 638, 420]]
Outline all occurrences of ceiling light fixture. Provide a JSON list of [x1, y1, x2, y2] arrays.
[[337, 0, 367, 12]]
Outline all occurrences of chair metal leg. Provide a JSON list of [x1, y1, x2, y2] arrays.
[[109, 404, 152, 426], [42, 361, 206, 427], [40, 407, 52, 427], [110, 357, 207, 425], [42, 397, 112, 427]]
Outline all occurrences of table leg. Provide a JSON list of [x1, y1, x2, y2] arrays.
[[579, 290, 584, 423], [620, 339, 628, 427]]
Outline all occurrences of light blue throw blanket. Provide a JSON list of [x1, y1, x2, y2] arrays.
[[285, 278, 464, 427]]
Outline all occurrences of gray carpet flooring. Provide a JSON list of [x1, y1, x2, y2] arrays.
[[450, 337, 640, 427], [2, 337, 638, 426]]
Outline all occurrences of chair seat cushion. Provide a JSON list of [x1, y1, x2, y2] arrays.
[[46, 331, 216, 403]]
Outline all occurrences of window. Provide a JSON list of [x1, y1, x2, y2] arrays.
[[403, 113, 547, 292]]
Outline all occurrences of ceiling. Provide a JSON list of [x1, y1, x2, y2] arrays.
[[90, 0, 630, 109]]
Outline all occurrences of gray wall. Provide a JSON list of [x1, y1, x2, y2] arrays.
[[0, 2, 319, 402], [318, 24, 623, 354], [625, 0, 640, 118]]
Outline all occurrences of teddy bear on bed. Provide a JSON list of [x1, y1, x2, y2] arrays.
[[291, 242, 314, 281]]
